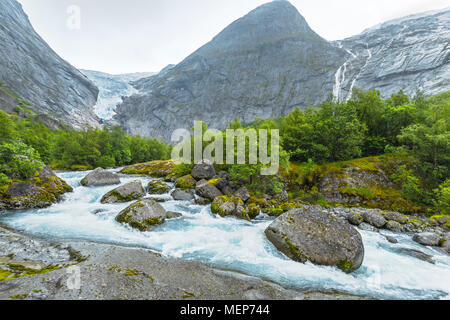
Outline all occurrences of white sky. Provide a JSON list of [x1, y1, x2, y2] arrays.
[[17, 0, 450, 74]]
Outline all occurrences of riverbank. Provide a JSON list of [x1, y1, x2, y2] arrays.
[[0, 226, 365, 300]]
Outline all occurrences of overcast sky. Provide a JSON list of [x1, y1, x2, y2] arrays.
[[17, 0, 450, 74]]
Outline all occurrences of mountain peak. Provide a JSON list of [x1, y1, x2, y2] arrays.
[[197, 0, 322, 55]]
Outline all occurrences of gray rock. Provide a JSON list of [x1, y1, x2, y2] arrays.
[[221, 185, 235, 195], [384, 235, 398, 244], [215, 178, 229, 192], [100, 181, 145, 204], [385, 220, 405, 233], [147, 180, 171, 195], [358, 222, 378, 232], [80, 168, 120, 187], [413, 232, 441, 247], [0, 0, 100, 129], [234, 187, 251, 203], [361, 211, 387, 228], [171, 189, 195, 201], [392, 248, 435, 265], [195, 180, 223, 200], [5, 182, 41, 197], [265, 207, 364, 273], [166, 211, 183, 219], [347, 212, 364, 226], [274, 190, 289, 203], [191, 160, 216, 180], [441, 233, 450, 254], [115, 199, 167, 231], [383, 212, 407, 225], [195, 196, 211, 205]]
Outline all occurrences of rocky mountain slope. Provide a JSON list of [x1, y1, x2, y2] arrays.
[[115, 1, 347, 141], [115, 1, 449, 143], [333, 7, 450, 101], [81, 70, 155, 121], [0, 0, 100, 128]]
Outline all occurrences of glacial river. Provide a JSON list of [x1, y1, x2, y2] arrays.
[[0, 170, 449, 300]]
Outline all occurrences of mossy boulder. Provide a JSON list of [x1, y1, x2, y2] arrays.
[[101, 181, 145, 204], [247, 203, 261, 219], [211, 195, 249, 221], [0, 166, 72, 210], [175, 175, 197, 189], [265, 207, 365, 273], [115, 199, 167, 231], [120, 160, 176, 178], [81, 168, 120, 187], [247, 196, 270, 209], [147, 180, 171, 195]]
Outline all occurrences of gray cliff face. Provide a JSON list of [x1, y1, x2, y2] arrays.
[[115, 1, 346, 142], [116, 2, 450, 143], [333, 8, 450, 101], [0, 0, 100, 128]]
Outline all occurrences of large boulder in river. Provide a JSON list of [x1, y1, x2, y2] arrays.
[[211, 195, 249, 221], [191, 160, 216, 180], [115, 199, 167, 231], [81, 168, 120, 187], [265, 207, 365, 273], [195, 180, 223, 200], [101, 181, 145, 204]]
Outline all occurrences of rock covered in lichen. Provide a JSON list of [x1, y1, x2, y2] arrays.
[[211, 195, 249, 221], [0, 166, 72, 210], [115, 199, 167, 231], [265, 207, 365, 273], [81, 168, 120, 187], [175, 175, 197, 189], [100, 181, 145, 204], [120, 160, 176, 178], [147, 180, 171, 195]]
